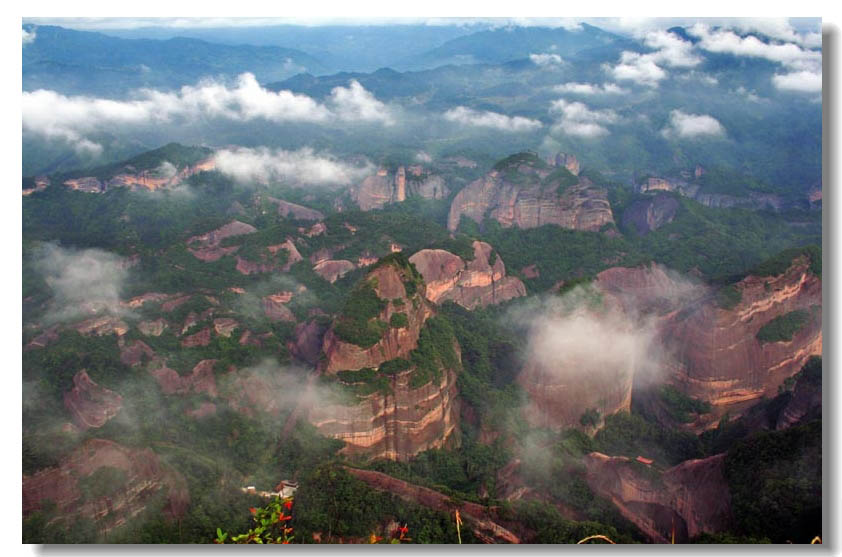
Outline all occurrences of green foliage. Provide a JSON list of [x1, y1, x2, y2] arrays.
[[658, 385, 712, 423], [696, 167, 782, 196], [715, 284, 742, 309], [579, 408, 601, 427], [408, 316, 460, 388], [543, 166, 579, 194], [493, 152, 547, 172], [724, 420, 821, 543], [379, 358, 410, 375], [746, 244, 821, 279], [593, 412, 704, 467], [337, 368, 392, 397], [389, 312, 409, 328], [333, 280, 388, 348], [756, 309, 810, 343], [214, 496, 295, 544], [77, 467, 129, 502]]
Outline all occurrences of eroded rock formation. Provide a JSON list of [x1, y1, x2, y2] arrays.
[[621, 194, 679, 235], [321, 262, 434, 374], [351, 166, 449, 211], [409, 241, 526, 309], [22, 439, 189, 536], [583, 452, 732, 543], [661, 256, 822, 428], [63, 370, 123, 430], [310, 367, 460, 461], [447, 154, 613, 232], [187, 220, 256, 262]]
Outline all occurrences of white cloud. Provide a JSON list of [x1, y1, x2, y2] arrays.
[[549, 99, 618, 138], [661, 110, 725, 139], [22, 28, 36, 45], [415, 151, 433, 163], [443, 106, 542, 132], [772, 71, 823, 93], [328, 79, 395, 125], [553, 82, 628, 95], [22, 73, 392, 152], [529, 53, 564, 66], [33, 243, 131, 324], [605, 30, 700, 88], [213, 146, 373, 186], [688, 24, 822, 93]]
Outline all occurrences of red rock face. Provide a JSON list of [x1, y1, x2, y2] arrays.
[[446, 169, 613, 232], [583, 452, 732, 543], [213, 318, 239, 337], [267, 197, 324, 221], [73, 316, 129, 337], [22, 439, 189, 535], [313, 259, 356, 283], [409, 241, 526, 309], [181, 327, 212, 348], [289, 319, 329, 365], [187, 220, 256, 261], [350, 167, 448, 210], [150, 360, 218, 397], [120, 339, 155, 367], [262, 294, 296, 322], [322, 264, 434, 374], [310, 367, 460, 461], [63, 370, 123, 430], [661, 257, 821, 428]]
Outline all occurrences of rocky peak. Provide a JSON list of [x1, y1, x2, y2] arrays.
[[409, 240, 526, 309], [321, 254, 433, 374], [350, 165, 449, 210], [447, 152, 613, 232], [63, 370, 123, 430]]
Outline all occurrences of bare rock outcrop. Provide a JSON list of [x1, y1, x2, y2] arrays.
[[267, 197, 325, 221], [22, 439, 189, 536], [73, 316, 129, 337], [262, 293, 296, 322], [187, 220, 256, 262], [138, 318, 168, 337], [63, 370, 123, 430], [289, 319, 329, 366], [409, 241, 526, 309], [310, 366, 460, 461], [321, 261, 434, 374], [661, 256, 822, 429], [350, 166, 449, 211], [583, 452, 732, 543], [149, 360, 218, 397], [119, 339, 155, 367], [621, 193, 679, 235], [313, 259, 356, 283], [446, 153, 613, 232]]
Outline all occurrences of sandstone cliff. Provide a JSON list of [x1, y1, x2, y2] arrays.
[[310, 366, 460, 461], [583, 452, 732, 543], [63, 370, 123, 430], [321, 260, 434, 374], [350, 166, 449, 211], [187, 220, 256, 262], [661, 256, 821, 429], [621, 194, 679, 235], [447, 153, 613, 232], [409, 240, 526, 309], [22, 439, 189, 536], [62, 157, 215, 194]]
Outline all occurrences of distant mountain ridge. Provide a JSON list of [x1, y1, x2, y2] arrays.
[[23, 24, 326, 96]]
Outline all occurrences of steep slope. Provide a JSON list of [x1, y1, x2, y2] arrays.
[[22, 439, 189, 536], [409, 240, 526, 309], [583, 452, 732, 543], [310, 254, 461, 460], [661, 253, 822, 429], [350, 165, 449, 211], [447, 152, 613, 232]]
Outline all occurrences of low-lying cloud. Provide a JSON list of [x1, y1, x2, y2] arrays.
[[605, 30, 700, 88], [443, 106, 542, 132], [22, 27, 36, 45], [214, 146, 374, 186], [22, 73, 394, 154], [661, 109, 725, 139], [553, 82, 628, 95], [688, 24, 822, 93], [33, 243, 131, 324], [549, 99, 618, 138], [529, 53, 564, 66]]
